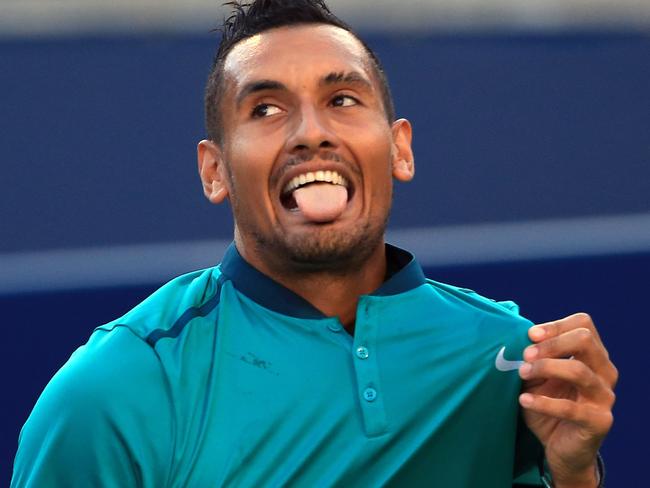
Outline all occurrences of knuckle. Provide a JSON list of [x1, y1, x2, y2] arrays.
[[574, 362, 593, 385], [601, 410, 614, 430], [576, 327, 593, 346], [605, 388, 616, 408], [610, 365, 620, 387], [574, 312, 593, 327]]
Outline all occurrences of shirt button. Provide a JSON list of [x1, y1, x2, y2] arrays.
[[355, 346, 369, 359], [363, 388, 377, 402], [327, 322, 342, 332]]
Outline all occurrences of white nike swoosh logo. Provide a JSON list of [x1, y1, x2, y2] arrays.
[[495, 346, 524, 372]]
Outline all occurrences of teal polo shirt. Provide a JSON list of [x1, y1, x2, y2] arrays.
[[12, 243, 543, 487]]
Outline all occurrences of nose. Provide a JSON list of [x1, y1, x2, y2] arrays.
[[286, 103, 338, 153]]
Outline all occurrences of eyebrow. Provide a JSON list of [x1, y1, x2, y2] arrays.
[[320, 71, 372, 89], [235, 80, 288, 108]]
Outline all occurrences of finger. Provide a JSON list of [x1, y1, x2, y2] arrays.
[[519, 359, 616, 408], [525, 327, 601, 365], [519, 393, 614, 435], [525, 327, 618, 388], [529, 313, 604, 349]]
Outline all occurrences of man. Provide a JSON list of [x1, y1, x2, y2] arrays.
[[12, 1, 616, 486]]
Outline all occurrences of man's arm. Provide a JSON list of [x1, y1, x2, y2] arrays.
[[518, 313, 617, 488], [12, 326, 174, 488]]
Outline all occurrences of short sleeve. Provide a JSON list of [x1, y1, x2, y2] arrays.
[[11, 326, 174, 488]]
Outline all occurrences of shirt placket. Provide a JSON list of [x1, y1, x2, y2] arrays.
[[352, 296, 388, 437]]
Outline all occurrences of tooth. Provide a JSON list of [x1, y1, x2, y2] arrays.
[[286, 171, 348, 193], [286, 177, 298, 194]]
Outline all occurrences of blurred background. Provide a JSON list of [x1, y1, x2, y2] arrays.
[[2, 0, 649, 485]]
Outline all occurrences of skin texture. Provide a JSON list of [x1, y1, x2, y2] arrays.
[[198, 23, 616, 488]]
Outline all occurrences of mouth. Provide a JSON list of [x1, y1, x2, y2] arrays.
[[280, 169, 353, 212]]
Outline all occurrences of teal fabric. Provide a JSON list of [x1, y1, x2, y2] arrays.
[[12, 244, 542, 487]]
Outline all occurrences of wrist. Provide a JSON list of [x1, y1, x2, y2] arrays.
[[550, 461, 600, 488], [539, 453, 604, 488]]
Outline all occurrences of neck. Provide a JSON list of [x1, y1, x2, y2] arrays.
[[237, 237, 387, 334]]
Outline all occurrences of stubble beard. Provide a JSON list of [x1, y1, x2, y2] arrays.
[[253, 215, 388, 276], [226, 154, 392, 277]]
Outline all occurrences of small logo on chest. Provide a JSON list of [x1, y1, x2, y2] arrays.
[[231, 351, 280, 376], [495, 346, 524, 372]]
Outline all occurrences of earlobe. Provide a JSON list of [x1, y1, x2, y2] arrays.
[[391, 118, 415, 182], [210, 181, 227, 203], [197, 139, 230, 204]]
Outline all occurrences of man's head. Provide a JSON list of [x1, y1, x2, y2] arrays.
[[198, 0, 414, 277]]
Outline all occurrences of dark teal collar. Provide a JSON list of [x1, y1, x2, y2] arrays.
[[219, 242, 426, 319]]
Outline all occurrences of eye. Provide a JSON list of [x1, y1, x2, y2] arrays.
[[331, 95, 358, 108], [251, 103, 283, 118]]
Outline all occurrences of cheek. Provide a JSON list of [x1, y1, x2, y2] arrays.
[[354, 131, 394, 187], [366, 144, 395, 207], [226, 133, 278, 215], [228, 130, 262, 178]]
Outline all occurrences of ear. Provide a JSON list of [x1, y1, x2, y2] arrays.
[[197, 139, 229, 204], [390, 118, 415, 182]]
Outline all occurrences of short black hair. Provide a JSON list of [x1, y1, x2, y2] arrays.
[[204, 0, 396, 143]]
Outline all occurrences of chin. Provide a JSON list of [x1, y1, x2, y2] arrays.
[[256, 220, 385, 274]]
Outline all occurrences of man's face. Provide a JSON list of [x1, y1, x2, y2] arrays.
[[199, 24, 413, 273]]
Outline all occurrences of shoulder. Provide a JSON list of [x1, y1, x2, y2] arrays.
[[13, 326, 174, 487], [419, 278, 533, 347], [98, 266, 224, 343], [40, 325, 168, 406], [425, 278, 526, 319], [13, 267, 225, 487]]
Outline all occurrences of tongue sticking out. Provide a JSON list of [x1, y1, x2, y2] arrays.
[[293, 183, 348, 222]]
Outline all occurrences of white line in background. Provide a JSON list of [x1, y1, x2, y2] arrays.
[[0, 0, 649, 37], [1, 212, 649, 294], [386, 212, 650, 267]]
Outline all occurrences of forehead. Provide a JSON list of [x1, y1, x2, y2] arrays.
[[223, 24, 374, 91]]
